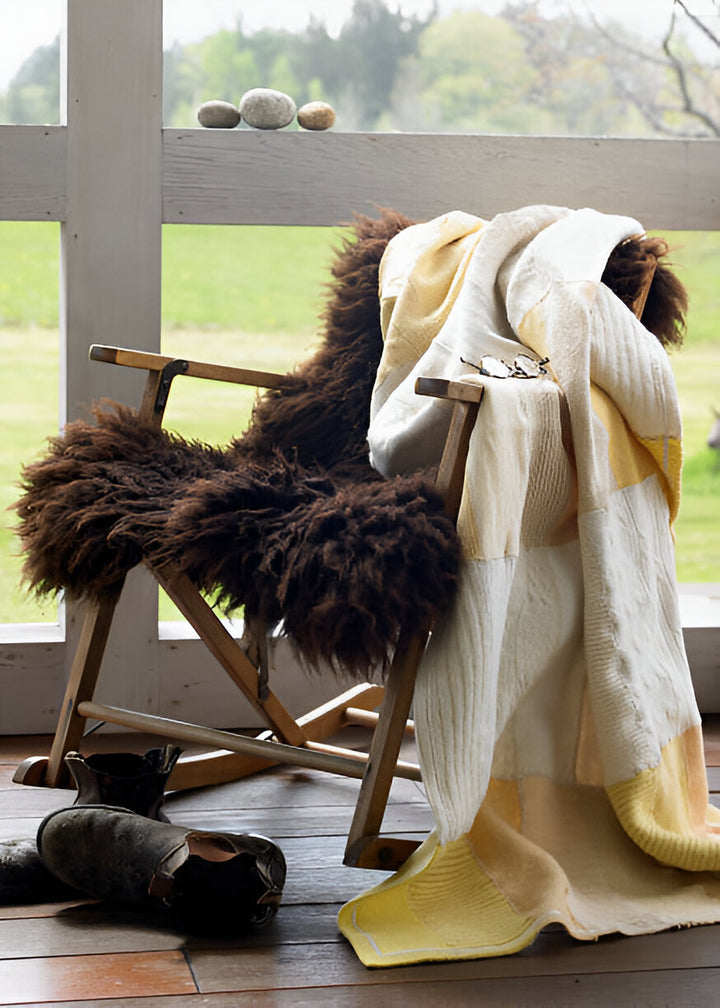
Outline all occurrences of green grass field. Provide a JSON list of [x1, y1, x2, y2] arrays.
[[1, 222, 718, 622]]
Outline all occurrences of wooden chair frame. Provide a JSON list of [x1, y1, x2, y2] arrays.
[[13, 239, 657, 870], [14, 343, 483, 872]]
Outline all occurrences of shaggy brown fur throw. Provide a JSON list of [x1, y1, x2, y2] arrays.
[[15, 210, 459, 677], [14, 209, 687, 678]]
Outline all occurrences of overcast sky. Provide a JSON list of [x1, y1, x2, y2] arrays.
[[1, 0, 712, 90]]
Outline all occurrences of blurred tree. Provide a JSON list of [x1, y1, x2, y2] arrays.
[[2, 0, 715, 136], [389, 11, 551, 133], [165, 25, 263, 123], [266, 53, 301, 107], [163, 40, 198, 124], [199, 27, 261, 102], [597, 0, 720, 137], [291, 18, 346, 106], [334, 0, 437, 128], [165, 22, 316, 126], [504, 0, 719, 138], [5, 36, 60, 124], [500, 4, 645, 135]]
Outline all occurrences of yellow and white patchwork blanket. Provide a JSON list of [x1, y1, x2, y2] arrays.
[[338, 205, 720, 967]]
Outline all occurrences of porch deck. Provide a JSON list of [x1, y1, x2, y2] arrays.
[[2, 722, 720, 1006]]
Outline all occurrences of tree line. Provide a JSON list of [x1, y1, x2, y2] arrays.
[[2, 0, 718, 138]]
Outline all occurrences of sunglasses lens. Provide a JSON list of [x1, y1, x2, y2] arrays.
[[514, 354, 550, 377], [481, 356, 512, 378], [513, 355, 538, 377]]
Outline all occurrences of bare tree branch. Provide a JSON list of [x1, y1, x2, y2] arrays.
[[604, 59, 712, 137], [663, 5, 720, 135], [501, 0, 719, 137], [588, 13, 669, 68], [674, 0, 720, 49], [587, 2, 719, 137]]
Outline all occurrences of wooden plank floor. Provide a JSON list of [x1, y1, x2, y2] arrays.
[[2, 720, 720, 1006]]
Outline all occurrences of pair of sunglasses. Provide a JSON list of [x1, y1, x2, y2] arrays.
[[460, 353, 550, 379]]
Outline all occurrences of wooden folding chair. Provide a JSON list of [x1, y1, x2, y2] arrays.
[[14, 343, 484, 872], [13, 232, 659, 871]]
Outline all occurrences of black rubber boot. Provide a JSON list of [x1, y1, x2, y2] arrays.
[[0, 746, 182, 906], [65, 746, 182, 821], [37, 804, 286, 933]]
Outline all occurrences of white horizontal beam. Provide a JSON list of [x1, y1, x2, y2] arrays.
[[2, 128, 718, 231], [162, 131, 720, 230], [0, 126, 67, 220]]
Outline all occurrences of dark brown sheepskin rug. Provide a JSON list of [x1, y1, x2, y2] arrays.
[[15, 210, 459, 678], [14, 210, 687, 678]]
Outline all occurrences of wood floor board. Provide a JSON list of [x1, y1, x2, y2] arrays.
[[0, 907, 184, 959], [164, 769, 427, 812], [0, 768, 30, 788], [0, 899, 94, 921], [0, 950, 197, 1004], [166, 802, 433, 837], [0, 902, 347, 958], [0, 793, 433, 840], [0, 789, 76, 820], [187, 903, 346, 948], [0, 819, 50, 842], [187, 925, 720, 993], [221, 969, 720, 1008], [51, 967, 720, 1008], [265, 832, 424, 868], [278, 866, 386, 905], [0, 733, 181, 763]]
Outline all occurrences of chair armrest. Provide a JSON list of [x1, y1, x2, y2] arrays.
[[90, 344, 285, 390], [415, 376, 485, 403], [414, 376, 485, 519]]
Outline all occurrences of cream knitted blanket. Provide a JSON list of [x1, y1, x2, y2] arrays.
[[338, 206, 720, 967]]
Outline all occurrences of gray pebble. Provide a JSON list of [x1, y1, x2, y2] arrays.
[[238, 88, 297, 130], [297, 101, 336, 131], [196, 100, 241, 129]]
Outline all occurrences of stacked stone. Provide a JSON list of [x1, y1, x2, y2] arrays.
[[196, 89, 336, 131]]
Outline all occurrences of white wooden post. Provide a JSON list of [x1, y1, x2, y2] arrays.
[[61, 0, 163, 715]]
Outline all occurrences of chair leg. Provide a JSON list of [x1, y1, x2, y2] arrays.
[[152, 560, 308, 747], [13, 586, 123, 788], [14, 560, 425, 870], [343, 625, 427, 871]]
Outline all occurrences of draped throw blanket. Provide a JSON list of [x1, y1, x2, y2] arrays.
[[338, 205, 720, 966]]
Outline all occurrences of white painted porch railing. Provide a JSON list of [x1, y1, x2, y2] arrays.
[[0, 0, 717, 731]]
